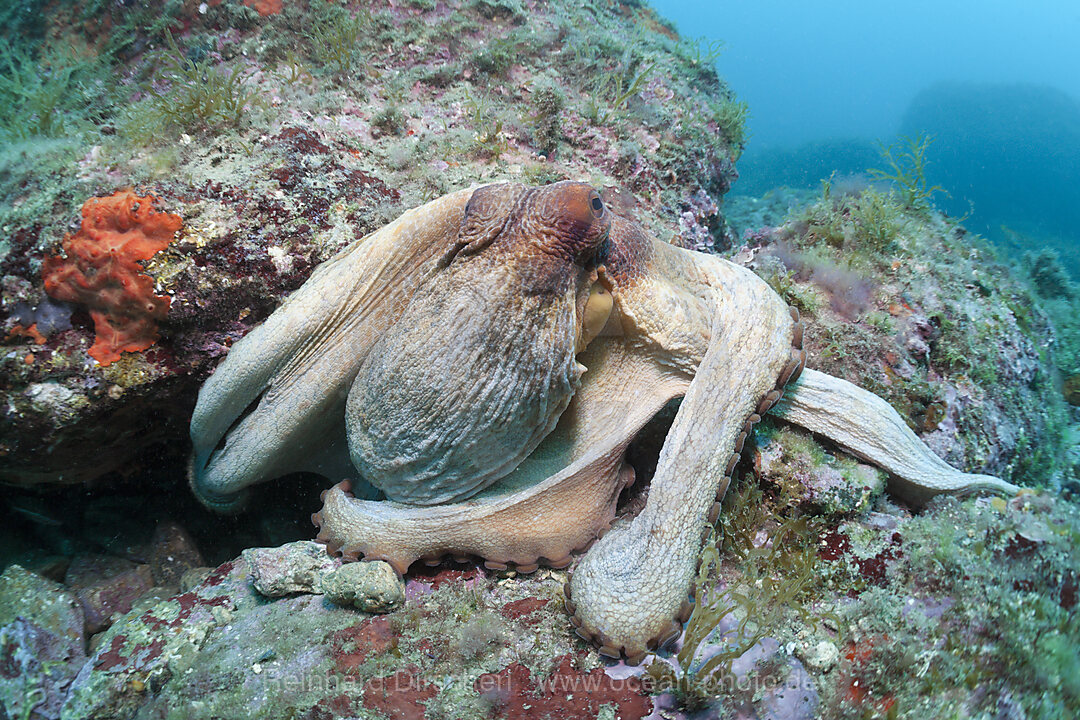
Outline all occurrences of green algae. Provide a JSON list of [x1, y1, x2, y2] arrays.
[[306, 2, 372, 81], [648, 477, 822, 711], [140, 31, 259, 136], [756, 421, 886, 517], [0, 45, 79, 141], [530, 79, 565, 156], [758, 189, 1071, 489], [675, 36, 726, 72], [1025, 248, 1075, 301], [584, 60, 656, 126], [792, 183, 910, 258], [754, 257, 827, 314], [870, 134, 948, 212]]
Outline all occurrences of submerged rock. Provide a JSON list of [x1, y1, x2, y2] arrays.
[[242, 540, 341, 597], [321, 560, 405, 613], [0, 565, 87, 720], [60, 559, 257, 720], [797, 640, 840, 674], [149, 520, 206, 590], [0, 617, 84, 720], [755, 425, 886, 516], [55, 554, 624, 719], [64, 554, 155, 634], [0, 564, 85, 653]]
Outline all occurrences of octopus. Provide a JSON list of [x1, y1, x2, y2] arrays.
[[189, 181, 1017, 664]]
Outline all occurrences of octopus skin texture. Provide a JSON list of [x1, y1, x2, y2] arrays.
[[189, 181, 1018, 664]]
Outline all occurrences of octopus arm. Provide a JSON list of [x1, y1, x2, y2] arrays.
[[189, 189, 474, 511], [773, 368, 1019, 504], [312, 335, 687, 576], [567, 246, 802, 662]]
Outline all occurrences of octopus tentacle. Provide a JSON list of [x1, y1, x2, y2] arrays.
[[567, 242, 798, 662], [773, 368, 1019, 504], [189, 190, 475, 511]]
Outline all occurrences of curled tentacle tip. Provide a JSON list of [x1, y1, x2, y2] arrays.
[[329, 479, 353, 497], [189, 475, 249, 514], [657, 621, 682, 649]]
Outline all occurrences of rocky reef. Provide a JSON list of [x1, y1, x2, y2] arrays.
[[1, 1, 1079, 719]]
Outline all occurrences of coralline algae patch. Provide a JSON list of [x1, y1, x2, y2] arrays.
[[809, 492, 1080, 718]]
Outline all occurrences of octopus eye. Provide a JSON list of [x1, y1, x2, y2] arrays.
[[590, 194, 604, 217]]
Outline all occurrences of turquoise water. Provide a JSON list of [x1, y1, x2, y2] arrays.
[[655, 0, 1080, 275]]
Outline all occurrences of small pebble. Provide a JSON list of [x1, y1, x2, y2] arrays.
[[797, 640, 839, 673], [243, 540, 341, 597], [321, 561, 405, 613]]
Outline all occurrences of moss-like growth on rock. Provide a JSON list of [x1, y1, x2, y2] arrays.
[[819, 494, 1080, 719], [530, 79, 565, 156]]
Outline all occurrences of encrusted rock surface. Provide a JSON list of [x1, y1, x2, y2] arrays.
[[0, 565, 88, 720], [1, 489, 1077, 719], [0, 563, 85, 652], [797, 640, 840, 674], [321, 560, 405, 614], [242, 540, 342, 597], [149, 520, 207, 590], [0, 0, 745, 491], [756, 425, 886, 516], [64, 555, 155, 635], [0, 1, 1077, 718], [0, 617, 84, 720], [53, 556, 656, 720]]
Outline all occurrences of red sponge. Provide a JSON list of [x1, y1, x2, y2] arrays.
[[42, 190, 182, 366]]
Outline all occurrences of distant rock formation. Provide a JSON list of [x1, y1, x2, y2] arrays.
[[900, 81, 1080, 274]]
